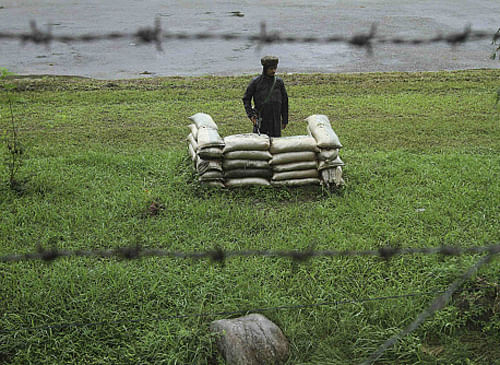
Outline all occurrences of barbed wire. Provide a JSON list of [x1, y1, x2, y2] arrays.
[[0, 20, 498, 54], [361, 252, 495, 365], [0, 290, 442, 335], [1, 243, 499, 264]]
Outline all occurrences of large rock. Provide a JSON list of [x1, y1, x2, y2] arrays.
[[210, 313, 289, 365]]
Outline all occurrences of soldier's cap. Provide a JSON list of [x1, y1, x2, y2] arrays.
[[261, 56, 279, 67]]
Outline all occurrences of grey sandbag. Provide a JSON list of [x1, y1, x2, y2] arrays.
[[199, 171, 224, 181], [223, 159, 270, 170], [320, 167, 345, 187], [318, 156, 344, 171], [317, 148, 339, 161], [272, 169, 319, 181], [272, 160, 318, 172], [188, 124, 199, 140], [306, 114, 342, 149], [270, 135, 319, 154], [189, 113, 218, 130], [188, 142, 197, 162], [270, 151, 317, 165], [187, 133, 198, 151], [225, 168, 273, 179], [271, 178, 320, 187], [225, 177, 271, 187], [223, 133, 270, 153], [196, 156, 223, 174], [224, 150, 272, 161], [197, 127, 225, 149], [201, 180, 225, 188], [198, 147, 223, 159]]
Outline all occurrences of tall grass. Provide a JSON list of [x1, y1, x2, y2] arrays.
[[1, 70, 499, 364]]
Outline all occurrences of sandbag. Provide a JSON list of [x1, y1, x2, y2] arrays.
[[270, 151, 317, 165], [201, 180, 225, 188], [189, 113, 218, 130], [225, 177, 271, 187], [187, 133, 198, 151], [317, 148, 339, 161], [224, 168, 273, 179], [272, 169, 319, 181], [188, 124, 199, 140], [321, 167, 345, 187], [318, 156, 344, 171], [223, 133, 270, 153], [198, 147, 223, 160], [224, 150, 272, 161], [197, 127, 224, 149], [188, 142, 197, 162], [199, 171, 224, 181], [271, 178, 321, 187], [196, 156, 223, 174], [306, 115, 342, 149], [272, 161, 317, 172], [223, 159, 270, 170], [270, 135, 319, 154]]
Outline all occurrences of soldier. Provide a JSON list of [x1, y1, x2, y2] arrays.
[[242, 56, 289, 137]]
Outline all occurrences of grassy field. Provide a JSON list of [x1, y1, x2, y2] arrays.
[[0, 70, 499, 364]]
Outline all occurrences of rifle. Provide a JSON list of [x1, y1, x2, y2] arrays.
[[254, 76, 277, 135]]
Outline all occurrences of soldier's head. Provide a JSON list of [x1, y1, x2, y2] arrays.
[[261, 56, 279, 77]]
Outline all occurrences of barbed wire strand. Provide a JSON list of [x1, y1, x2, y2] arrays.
[[0, 290, 442, 335], [0, 20, 499, 54], [360, 252, 496, 365], [1, 244, 499, 264]]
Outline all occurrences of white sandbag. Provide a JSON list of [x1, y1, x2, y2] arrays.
[[270, 135, 319, 154], [269, 151, 317, 165], [272, 169, 319, 181], [306, 114, 342, 149], [272, 161, 318, 172], [198, 147, 223, 160], [196, 156, 223, 174], [271, 178, 321, 187], [320, 167, 345, 187], [318, 156, 345, 171], [199, 171, 224, 181], [224, 168, 273, 179], [189, 113, 218, 130], [188, 124, 199, 140], [223, 133, 270, 153], [197, 127, 224, 149], [201, 180, 225, 188], [188, 142, 197, 162], [225, 177, 271, 187], [317, 148, 339, 161], [224, 150, 272, 161], [187, 133, 198, 151], [223, 159, 270, 170]]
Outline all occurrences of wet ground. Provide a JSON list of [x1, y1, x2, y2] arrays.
[[1, 0, 499, 79]]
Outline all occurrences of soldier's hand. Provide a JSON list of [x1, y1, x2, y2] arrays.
[[282, 123, 287, 129], [251, 116, 257, 125]]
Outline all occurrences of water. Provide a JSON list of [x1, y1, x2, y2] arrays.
[[1, 0, 499, 79]]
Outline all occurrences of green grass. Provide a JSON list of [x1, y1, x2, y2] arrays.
[[1, 70, 499, 364]]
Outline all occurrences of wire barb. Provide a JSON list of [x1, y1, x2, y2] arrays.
[[1, 20, 497, 54], [1, 244, 498, 264]]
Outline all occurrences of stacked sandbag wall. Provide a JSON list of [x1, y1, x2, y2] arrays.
[[306, 115, 345, 188], [223, 134, 272, 187], [186, 113, 345, 188], [187, 113, 225, 188], [269, 136, 321, 187]]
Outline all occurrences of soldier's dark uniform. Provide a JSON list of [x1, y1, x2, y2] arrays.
[[242, 56, 289, 137]]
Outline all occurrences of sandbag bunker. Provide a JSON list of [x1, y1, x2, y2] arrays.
[[187, 113, 345, 188]]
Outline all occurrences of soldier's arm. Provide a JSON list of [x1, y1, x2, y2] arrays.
[[242, 78, 258, 120]]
